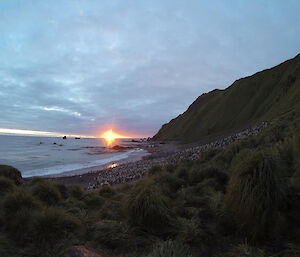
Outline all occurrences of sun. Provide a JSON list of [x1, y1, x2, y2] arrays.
[[101, 129, 124, 145]]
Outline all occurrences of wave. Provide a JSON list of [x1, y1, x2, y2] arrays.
[[23, 149, 138, 177]]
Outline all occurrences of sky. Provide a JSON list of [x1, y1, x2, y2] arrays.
[[0, 0, 299, 137]]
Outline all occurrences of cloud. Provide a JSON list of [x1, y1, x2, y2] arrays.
[[0, 0, 299, 136]]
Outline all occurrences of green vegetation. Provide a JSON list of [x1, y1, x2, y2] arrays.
[[145, 240, 194, 257], [153, 54, 300, 143], [224, 149, 287, 242], [0, 112, 299, 257], [0, 165, 23, 185], [0, 57, 299, 256], [124, 181, 173, 235]]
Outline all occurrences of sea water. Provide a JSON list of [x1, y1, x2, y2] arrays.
[[0, 135, 146, 177]]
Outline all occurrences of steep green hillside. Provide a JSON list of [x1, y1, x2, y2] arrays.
[[154, 54, 300, 142]]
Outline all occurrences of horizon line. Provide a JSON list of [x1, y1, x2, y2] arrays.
[[0, 128, 149, 139], [0, 128, 96, 138]]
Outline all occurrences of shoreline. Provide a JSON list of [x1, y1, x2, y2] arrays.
[[43, 148, 150, 178], [24, 140, 180, 181], [48, 122, 268, 189]]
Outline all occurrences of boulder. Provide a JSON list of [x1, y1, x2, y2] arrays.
[[59, 246, 102, 257], [111, 145, 131, 150]]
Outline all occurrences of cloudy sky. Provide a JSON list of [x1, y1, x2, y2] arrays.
[[0, 0, 299, 137]]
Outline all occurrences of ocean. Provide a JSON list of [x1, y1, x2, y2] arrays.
[[0, 135, 147, 177]]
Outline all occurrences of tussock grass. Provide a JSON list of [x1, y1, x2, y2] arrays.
[[148, 165, 163, 176], [92, 220, 135, 250], [224, 148, 288, 242], [145, 240, 194, 257], [0, 233, 14, 257], [175, 167, 189, 181], [0, 165, 22, 185], [154, 172, 186, 198], [32, 208, 83, 248], [4, 208, 36, 245], [176, 218, 206, 246], [98, 199, 123, 220], [3, 189, 41, 215], [2, 190, 41, 245], [165, 163, 176, 173], [198, 149, 220, 164], [81, 192, 104, 208], [68, 185, 84, 199], [98, 185, 116, 198], [123, 182, 173, 234], [189, 165, 229, 187], [0, 177, 16, 196], [32, 181, 62, 205], [225, 243, 266, 257], [54, 181, 70, 199]]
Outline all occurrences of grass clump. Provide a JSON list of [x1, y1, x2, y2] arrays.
[[224, 243, 266, 257], [148, 165, 163, 176], [0, 177, 16, 196], [81, 192, 104, 208], [54, 181, 70, 199], [68, 185, 84, 199], [145, 240, 194, 257], [224, 148, 287, 242], [188, 165, 229, 187], [98, 185, 116, 198], [176, 218, 208, 247], [32, 208, 83, 250], [98, 199, 123, 220], [2, 190, 42, 245], [124, 182, 173, 234], [32, 181, 62, 205], [0, 233, 14, 257], [154, 172, 186, 198], [3, 189, 41, 215], [0, 165, 22, 185], [92, 220, 135, 250]]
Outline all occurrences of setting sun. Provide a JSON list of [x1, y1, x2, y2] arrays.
[[101, 129, 127, 145]]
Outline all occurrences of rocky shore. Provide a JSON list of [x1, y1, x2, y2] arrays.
[[53, 122, 268, 190]]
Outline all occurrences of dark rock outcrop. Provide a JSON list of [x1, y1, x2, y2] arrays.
[[110, 145, 131, 150]]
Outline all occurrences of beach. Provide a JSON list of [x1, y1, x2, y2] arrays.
[[50, 122, 268, 189], [0, 135, 154, 178]]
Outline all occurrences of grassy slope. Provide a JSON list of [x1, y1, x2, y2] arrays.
[[153, 54, 300, 143]]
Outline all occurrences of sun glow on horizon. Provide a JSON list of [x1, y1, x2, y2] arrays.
[[0, 128, 94, 138], [101, 129, 128, 145]]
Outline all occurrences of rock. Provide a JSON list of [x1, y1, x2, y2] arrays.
[[110, 145, 129, 150], [131, 139, 140, 142], [63, 136, 67, 139], [59, 246, 102, 257]]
